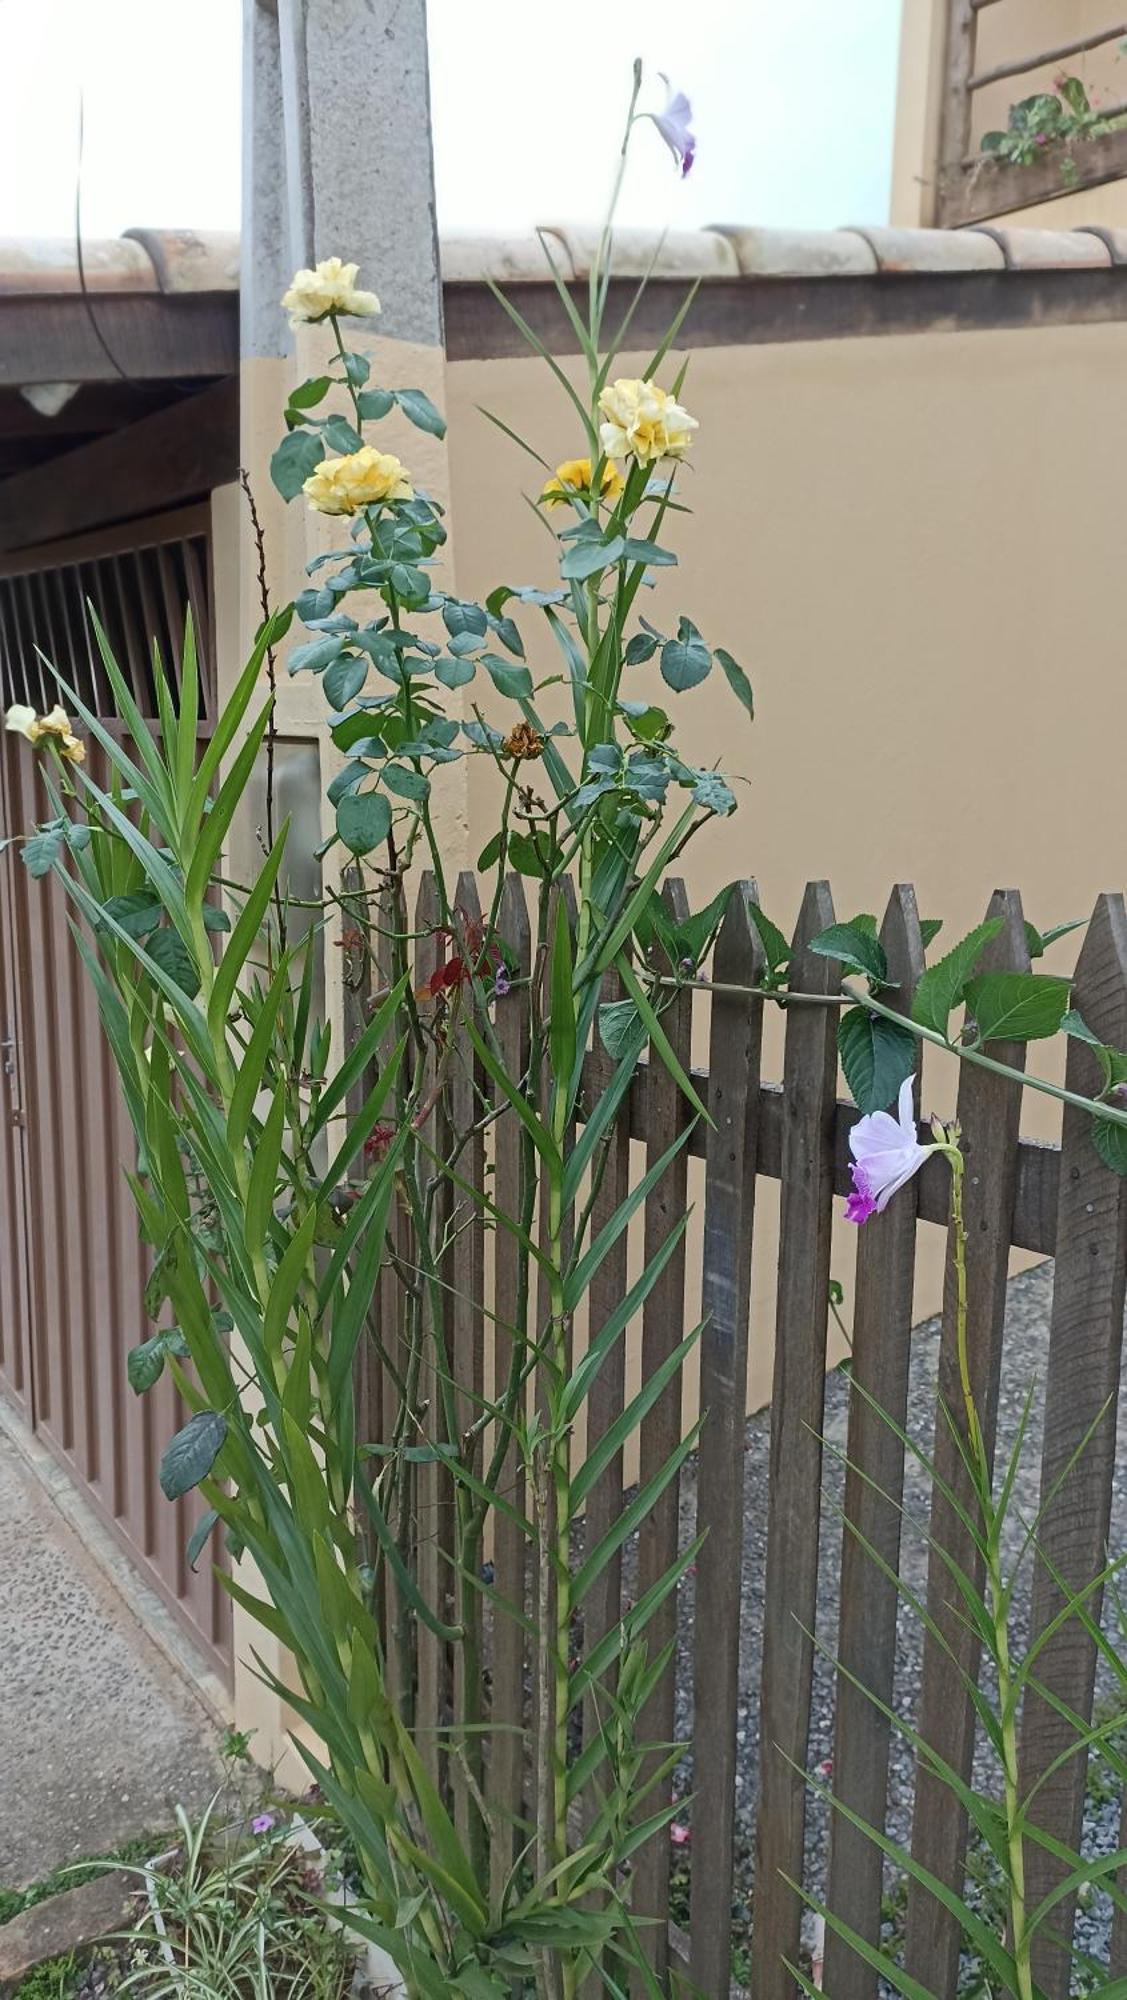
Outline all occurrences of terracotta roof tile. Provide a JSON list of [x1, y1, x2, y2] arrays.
[[0, 223, 1121, 301], [852, 226, 1005, 273], [968, 224, 1112, 269], [712, 226, 877, 278]]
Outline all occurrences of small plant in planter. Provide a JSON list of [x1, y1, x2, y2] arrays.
[[980, 74, 1127, 185]]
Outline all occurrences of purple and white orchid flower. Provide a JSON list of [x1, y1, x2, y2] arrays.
[[844, 1076, 931, 1225], [651, 75, 696, 177]]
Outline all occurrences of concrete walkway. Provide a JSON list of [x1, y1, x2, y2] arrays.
[[0, 1422, 223, 1889]]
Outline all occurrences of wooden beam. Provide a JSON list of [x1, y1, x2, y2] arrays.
[[0, 380, 237, 554], [939, 1, 978, 201], [0, 295, 238, 388], [444, 267, 1127, 362], [969, 19, 1127, 91]]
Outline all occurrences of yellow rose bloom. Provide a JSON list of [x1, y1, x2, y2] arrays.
[[5, 703, 41, 743], [281, 257, 381, 327], [303, 446, 413, 516], [540, 457, 625, 507], [5, 702, 84, 762], [597, 377, 698, 466], [35, 704, 85, 764]]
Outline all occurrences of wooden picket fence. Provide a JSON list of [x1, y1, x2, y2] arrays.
[[342, 871, 1127, 2000]]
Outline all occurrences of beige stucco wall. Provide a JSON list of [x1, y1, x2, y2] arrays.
[[444, 318, 1123, 1396]]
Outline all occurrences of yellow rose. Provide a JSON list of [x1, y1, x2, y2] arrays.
[[540, 457, 625, 507], [281, 256, 381, 326], [303, 446, 413, 515], [5, 703, 41, 743], [5, 702, 84, 762], [35, 704, 85, 764], [597, 377, 698, 466]]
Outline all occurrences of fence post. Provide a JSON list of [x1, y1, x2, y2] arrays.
[[824, 884, 926, 2000], [690, 882, 765, 1997], [752, 881, 839, 2000], [905, 889, 1031, 1993], [1021, 893, 1127, 1996]]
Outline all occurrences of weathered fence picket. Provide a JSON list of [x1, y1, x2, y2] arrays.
[[1020, 893, 1127, 1999], [823, 885, 926, 2000], [753, 882, 840, 2000], [905, 889, 1032, 1993], [340, 871, 1127, 2000], [689, 882, 764, 1996]]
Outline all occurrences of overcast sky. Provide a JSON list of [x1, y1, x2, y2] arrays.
[[0, 0, 901, 241]]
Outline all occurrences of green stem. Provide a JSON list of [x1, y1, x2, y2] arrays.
[[948, 1150, 1032, 2000]]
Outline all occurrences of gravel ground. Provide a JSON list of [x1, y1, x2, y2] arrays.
[[670, 1259, 1127, 1980]]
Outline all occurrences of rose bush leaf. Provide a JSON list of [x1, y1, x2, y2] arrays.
[[337, 790, 392, 855], [159, 1411, 228, 1502], [270, 429, 325, 501]]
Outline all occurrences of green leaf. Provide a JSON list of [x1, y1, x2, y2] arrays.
[[660, 619, 711, 692], [715, 646, 754, 717], [560, 534, 625, 581], [270, 429, 325, 501], [1025, 916, 1084, 959], [624, 632, 659, 665], [357, 387, 394, 421], [911, 918, 1004, 1038], [22, 826, 65, 877], [286, 374, 333, 412], [963, 971, 1070, 1044], [146, 927, 202, 999], [127, 1330, 173, 1394], [322, 413, 363, 454], [381, 763, 429, 801], [1062, 1009, 1127, 1092], [395, 387, 447, 438], [337, 790, 392, 855], [99, 891, 162, 939], [746, 902, 791, 978], [185, 1508, 221, 1572], [435, 654, 475, 689], [838, 1006, 917, 1115], [483, 657, 533, 700], [159, 1411, 227, 1501], [599, 997, 642, 1061], [1092, 1116, 1127, 1176], [811, 921, 887, 986], [621, 537, 676, 567], [919, 918, 943, 950], [323, 655, 368, 708], [507, 832, 550, 879]]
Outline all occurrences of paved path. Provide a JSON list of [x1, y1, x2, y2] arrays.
[[0, 1424, 223, 1888]]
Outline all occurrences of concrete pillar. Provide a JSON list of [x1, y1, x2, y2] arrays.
[[231, 0, 460, 1764]]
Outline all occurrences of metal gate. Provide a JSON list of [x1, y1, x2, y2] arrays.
[[0, 508, 232, 1680]]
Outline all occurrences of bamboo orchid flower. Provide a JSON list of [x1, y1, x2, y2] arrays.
[[844, 1076, 931, 1224], [650, 76, 696, 177]]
